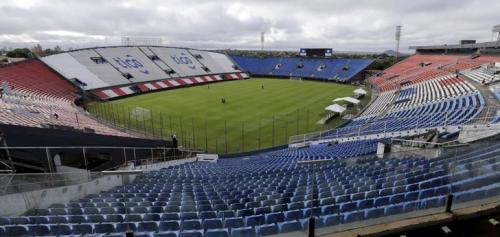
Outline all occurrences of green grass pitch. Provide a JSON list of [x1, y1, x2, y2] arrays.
[[89, 78, 369, 153]]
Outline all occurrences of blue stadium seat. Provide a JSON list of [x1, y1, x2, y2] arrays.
[[245, 215, 265, 226], [181, 212, 199, 220], [231, 226, 257, 237], [71, 223, 93, 235], [124, 214, 142, 222], [205, 228, 229, 237], [204, 218, 223, 230], [115, 222, 137, 232], [159, 221, 181, 231], [224, 217, 244, 229], [181, 219, 202, 230], [9, 217, 29, 225], [0, 217, 9, 225], [67, 215, 86, 224], [162, 213, 181, 221], [278, 220, 303, 233], [94, 223, 115, 234], [265, 212, 285, 224], [48, 216, 67, 224], [50, 224, 72, 235], [4, 225, 28, 236], [199, 211, 217, 220], [180, 230, 203, 237], [285, 210, 303, 221], [320, 214, 343, 227], [322, 204, 340, 215], [344, 211, 364, 223], [154, 231, 180, 237], [27, 224, 50, 236], [384, 204, 405, 216], [28, 216, 49, 224], [144, 213, 161, 221], [138, 221, 159, 232], [365, 208, 385, 219], [87, 214, 105, 223], [257, 223, 279, 236]]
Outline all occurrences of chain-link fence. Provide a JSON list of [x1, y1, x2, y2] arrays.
[[87, 102, 367, 154]]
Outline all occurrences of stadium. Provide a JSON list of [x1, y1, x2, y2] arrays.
[[1, 2, 500, 237]]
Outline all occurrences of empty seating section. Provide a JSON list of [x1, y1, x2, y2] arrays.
[[352, 54, 500, 130], [359, 92, 395, 117], [266, 140, 378, 161], [0, 63, 133, 137], [389, 75, 477, 112], [463, 66, 500, 85], [0, 86, 133, 137], [369, 55, 462, 91], [490, 84, 500, 103], [1, 140, 499, 236], [41, 53, 112, 89], [0, 59, 77, 100], [369, 55, 500, 93], [69, 49, 130, 87], [328, 92, 484, 138], [188, 50, 240, 75], [230, 56, 279, 76], [42, 47, 242, 91], [95, 47, 171, 83], [147, 47, 211, 77], [230, 56, 373, 82]]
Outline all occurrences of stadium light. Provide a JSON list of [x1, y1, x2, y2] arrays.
[[260, 32, 265, 51], [493, 24, 500, 41], [395, 25, 402, 61]]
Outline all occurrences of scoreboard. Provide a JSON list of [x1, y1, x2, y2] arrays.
[[299, 48, 333, 57]]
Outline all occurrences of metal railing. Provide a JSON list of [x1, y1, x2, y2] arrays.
[[289, 106, 500, 144], [0, 145, 203, 194]]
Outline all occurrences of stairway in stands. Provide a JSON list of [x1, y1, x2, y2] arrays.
[[462, 74, 500, 123]]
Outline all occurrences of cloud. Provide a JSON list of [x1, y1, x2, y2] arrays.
[[0, 0, 499, 52]]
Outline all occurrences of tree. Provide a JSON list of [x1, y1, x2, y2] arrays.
[[31, 44, 43, 57], [6, 48, 34, 58]]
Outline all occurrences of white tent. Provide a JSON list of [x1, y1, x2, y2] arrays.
[[333, 97, 360, 104], [325, 104, 346, 113], [354, 88, 367, 95]]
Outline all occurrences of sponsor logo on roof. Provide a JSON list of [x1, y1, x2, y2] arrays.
[[112, 54, 149, 74], [171, 53, 196, 70]]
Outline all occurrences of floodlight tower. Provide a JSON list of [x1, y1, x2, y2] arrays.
[[395, 25, 402, 61], [260, 32, 265, 51], [493, 24, 500, 41]]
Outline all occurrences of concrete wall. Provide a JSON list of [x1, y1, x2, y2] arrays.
[[125, 157, 197, 172], [0, 174, 129, 216]]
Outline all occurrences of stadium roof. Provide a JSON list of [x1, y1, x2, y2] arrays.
[[325, 104, 346, 113], [354, 88, 367, 95], [409, 40, 500, 51], [333, 97, 360, 104]]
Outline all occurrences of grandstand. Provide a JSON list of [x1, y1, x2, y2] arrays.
[[230, 56, 373, 82], [41, 46, 248, 100], [1, 40, 500, 237]]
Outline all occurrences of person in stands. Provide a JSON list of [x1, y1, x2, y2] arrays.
[[172, 134, 178, 148]]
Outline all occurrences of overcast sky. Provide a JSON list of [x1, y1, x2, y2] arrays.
[[1, 0, 499, 52]]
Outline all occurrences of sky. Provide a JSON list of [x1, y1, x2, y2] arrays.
[[0, 0, 499, 52]]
